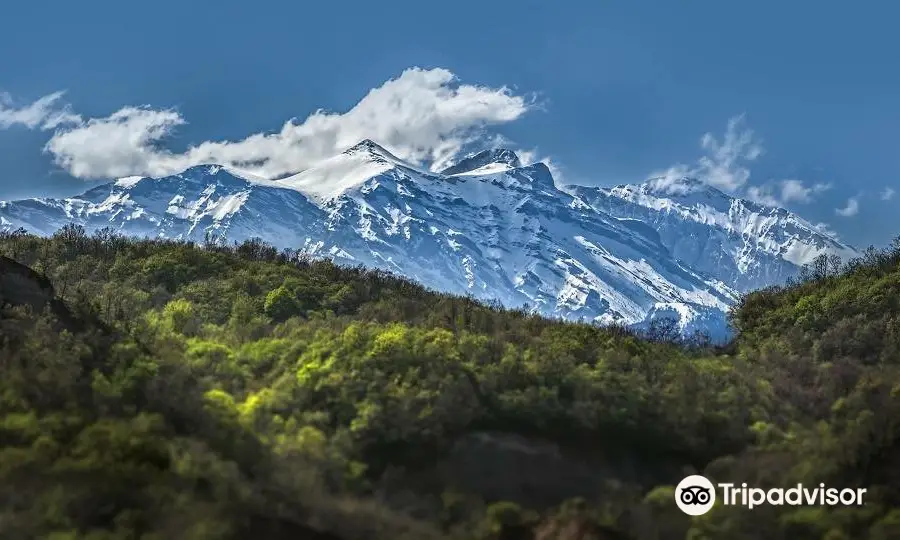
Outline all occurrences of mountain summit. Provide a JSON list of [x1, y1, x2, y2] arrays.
[[342, 139, 400, 160], [440, 148, 522, 175], [0, 141, 856, 338]]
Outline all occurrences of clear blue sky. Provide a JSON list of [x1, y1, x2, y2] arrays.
[[0, 0, 897, 247]]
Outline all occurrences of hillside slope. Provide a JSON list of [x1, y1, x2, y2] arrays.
[[1, 228, 898, 539]]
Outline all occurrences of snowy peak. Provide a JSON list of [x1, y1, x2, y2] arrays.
[[571, 177, 858, 292], [274, 139, 440, 203], [345, 138, 382, 151], [604, 176, 735, 213], [342, 139, 400, 161], [115, 164, 271, 190], [519, 162, 555, 188], [277, 143, 397, 202], [641, 176, 717, 196], [440, 148, 522, 176]]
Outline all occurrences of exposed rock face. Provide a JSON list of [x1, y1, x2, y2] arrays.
[[0, 255, 83, 332], [0, 255, 56, 309]]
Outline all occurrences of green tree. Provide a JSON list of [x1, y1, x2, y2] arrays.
[[263, 285, 301, 321]]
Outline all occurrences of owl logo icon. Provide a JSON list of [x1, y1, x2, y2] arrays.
[[675, 475, 716, 515]]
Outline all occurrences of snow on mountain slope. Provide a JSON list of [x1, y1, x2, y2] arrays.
[[439, 148, 522, 176], [275, 139, 436, 202], [0, 165, 329, 251], [566, 176, 858, 292], [3, 141, 808, 340]]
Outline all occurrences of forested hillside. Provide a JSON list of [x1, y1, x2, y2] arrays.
[[1, 225, 899, 540]]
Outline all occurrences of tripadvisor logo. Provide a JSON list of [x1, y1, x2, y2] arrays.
[[675, 475, 716, 516], [674, 475, 868, 515]]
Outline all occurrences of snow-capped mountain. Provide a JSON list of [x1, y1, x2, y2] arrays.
[[0, 140, 855, 339], [566, 177, 858, 292]]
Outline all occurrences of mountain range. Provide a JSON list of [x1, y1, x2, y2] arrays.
[[0, 140, 857, 339]]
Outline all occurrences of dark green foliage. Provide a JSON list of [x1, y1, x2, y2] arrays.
[[1, 229, 899, 539]]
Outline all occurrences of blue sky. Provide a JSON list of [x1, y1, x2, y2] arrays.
[[0, 0, 897, 247]]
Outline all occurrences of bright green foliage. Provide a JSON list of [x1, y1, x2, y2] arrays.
[[263, 285, 301, 321], [2, 228, 900, 539]]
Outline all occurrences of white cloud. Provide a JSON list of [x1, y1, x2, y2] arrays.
[[779, 179, 830, 204], [881, 187, 895, 201], [745, 184, 781, 207], [652, 116, 836, 212], [696, 115, 763, 191], [6, 67, 535, 180], [646, 164, 691, 191], [45, 107, 186, 179], [516, 151, 535, 167], [813, 222, 840, 239], [0, 91, 81, 130], [649, 115, 763, 192], [726, 178, 830, 207], [835, 196, 860, 217]]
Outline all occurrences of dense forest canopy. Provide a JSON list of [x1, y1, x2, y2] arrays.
[[1, 225, 899, 539]]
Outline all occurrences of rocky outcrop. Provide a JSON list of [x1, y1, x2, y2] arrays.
[[0, 255, 83, 331]]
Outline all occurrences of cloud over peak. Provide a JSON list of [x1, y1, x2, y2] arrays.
[[780, 179, 831, 203], [746, 179, 831, 207], [836, 196, 861, 217], [3, 68, 535, 180], [650, 115, 763, 193], [648, 115, 833, 211]]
